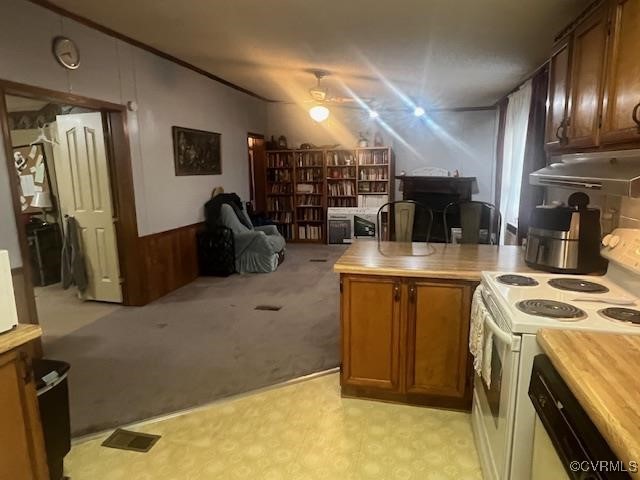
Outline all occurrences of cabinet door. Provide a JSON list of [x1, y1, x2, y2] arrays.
[[405, 280, 473, 403], [566, 4, 610, 148], [601, 0, 640, 144], [341, 275, 402, 391], [545, 38, 572, 150], [0, 351, 49, 480]]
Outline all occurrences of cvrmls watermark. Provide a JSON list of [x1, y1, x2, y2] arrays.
[[569, 460, 638, 474]]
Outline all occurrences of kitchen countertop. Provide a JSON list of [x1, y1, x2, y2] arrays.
[[538, 329, 640, 478], [333, 240, 532, 281], [0, 324, 42, 355]]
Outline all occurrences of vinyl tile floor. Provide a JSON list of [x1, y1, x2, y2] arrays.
[[66, 373, 482, 480]]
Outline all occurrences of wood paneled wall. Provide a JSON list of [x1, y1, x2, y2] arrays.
[[135, 223, 201, 304], [10, 268, 34, 325], [10, 268, 42, 357]]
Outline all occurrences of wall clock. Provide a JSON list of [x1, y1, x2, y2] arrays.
[[52, 37, 80, 70]]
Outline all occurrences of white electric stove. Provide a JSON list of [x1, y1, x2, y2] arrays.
[[471, 228, 640, 480]]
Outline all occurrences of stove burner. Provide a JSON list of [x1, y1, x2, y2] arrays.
[[548, 278, 609, 294], [516, 299, 586, 320], [496, 274, 539, 287], [598, 307, 640, 325]]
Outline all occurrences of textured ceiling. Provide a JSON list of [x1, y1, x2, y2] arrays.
[[48, 0, 589, 108]]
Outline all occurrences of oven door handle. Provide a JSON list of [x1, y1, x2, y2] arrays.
[[481, 294, 521, 351], [484, 310, 517, 347]]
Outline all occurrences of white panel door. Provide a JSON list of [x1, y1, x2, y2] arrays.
[[54, 113, 122, 303]]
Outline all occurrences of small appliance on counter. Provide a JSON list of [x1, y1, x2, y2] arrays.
[[525, 192, 607, 274], [0, 250, 19, 334]]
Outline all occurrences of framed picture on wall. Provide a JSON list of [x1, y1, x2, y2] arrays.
[[172, 126, 221, 176]]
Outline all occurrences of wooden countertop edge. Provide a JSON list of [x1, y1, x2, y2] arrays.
[[537, 330, 640, 476], [0, 324, 43, 355], [333, 264, 483, 281]]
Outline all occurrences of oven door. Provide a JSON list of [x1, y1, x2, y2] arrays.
[[472, 288, 521, 480]]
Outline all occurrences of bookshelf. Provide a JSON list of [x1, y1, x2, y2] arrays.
[[295, 150, 325, 242], [266, 151, 295, 240], [262, 147, 394, 243]]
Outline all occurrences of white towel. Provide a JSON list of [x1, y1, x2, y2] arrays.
[[469, 286, 493, 388]]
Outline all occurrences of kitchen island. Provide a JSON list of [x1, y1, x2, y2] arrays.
[[334, 240, 531, 409], [538, 329, 640, 479]]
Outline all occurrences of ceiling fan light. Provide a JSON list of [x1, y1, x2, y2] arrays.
[[309, 105, 330, 122]]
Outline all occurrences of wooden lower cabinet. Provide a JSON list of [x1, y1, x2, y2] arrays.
[[340, 274, 475, 410], [340, 275, 402, 391], [0, 349, 49, 480]]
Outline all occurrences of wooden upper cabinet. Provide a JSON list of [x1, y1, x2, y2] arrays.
[[340, 275, 402, 391], [545, 37, 572, 150], [405, 280, 473, 404], [601, 0, 640, 144], [566, 4, 610, 148]]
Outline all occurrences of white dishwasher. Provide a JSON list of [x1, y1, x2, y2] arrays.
[[528, 354, 632, 480]]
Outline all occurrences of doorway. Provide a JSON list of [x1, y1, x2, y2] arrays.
[[1, 80, 144, 332], [4, 94, 123, 337], [247, 133, 266, 214]]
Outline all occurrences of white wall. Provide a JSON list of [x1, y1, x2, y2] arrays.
[[267, 103, 498, 202], [0, 0, 266, 266]]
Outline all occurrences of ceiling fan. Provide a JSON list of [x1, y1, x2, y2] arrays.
[[306, 69, 365, 105]]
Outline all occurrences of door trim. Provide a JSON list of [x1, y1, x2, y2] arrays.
[[0, 78, 143, 322]]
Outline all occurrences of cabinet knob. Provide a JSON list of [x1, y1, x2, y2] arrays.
[[393, 284, 400, 302], [409, 285, 416, 302]]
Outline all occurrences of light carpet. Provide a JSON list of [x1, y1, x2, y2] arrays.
[[42, 244, 347, 436]]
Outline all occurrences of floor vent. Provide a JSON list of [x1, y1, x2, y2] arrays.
[[254, 305, 282, 311], [101, 428, 161, 453], [309, 258, 328, 262]]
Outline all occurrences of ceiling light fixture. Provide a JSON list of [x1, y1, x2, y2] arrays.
[[368, 110, 379, 119], [309, 105, 330, 122], [413, 106, 425, 117]]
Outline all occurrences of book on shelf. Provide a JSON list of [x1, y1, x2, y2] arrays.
[[296, 151, 323, 167], [269, 183, 292, 194], [358, 181, 387, 193], [296, 195, 321, 206], [296, 168, 323, 182], [267, 169, 291, 182], [326, 151, 356, 166], [296, 183, 322, 194], [270, 212, 292, 223], [328, 180, 355, 197], [358, 194, 388, 209], [267, 152, 293, 168], [276, 224, 294, 240], [327, 167, 356, 179], [358, 166, 388, 180], [298, 225, 322, 240], [358, 149, 389, 165], [297, 208, 322, 221], [267, 197, 292, 211]]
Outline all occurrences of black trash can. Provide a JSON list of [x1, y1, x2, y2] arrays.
[[33, 359, 71, 480]]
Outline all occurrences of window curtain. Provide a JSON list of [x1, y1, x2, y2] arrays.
[[499, 79, 532, 242], [517, 67, 549, 243]]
